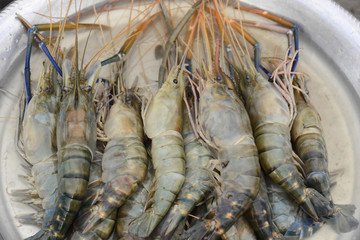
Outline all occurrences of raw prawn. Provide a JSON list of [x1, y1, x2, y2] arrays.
[[27, 49, 100, 239], [18, 63, 59, 228], [128, 66, 186, 238], [233, 66, 332, 221], [291, 79, 359, 233], [182, 78, 260, 240], [83, 88, 147, 232]]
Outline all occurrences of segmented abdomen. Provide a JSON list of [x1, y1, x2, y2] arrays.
[[214, 144, 259, 237], [266, 176, 321, 238], [51, 145, 92, 238], [71, 163, 116, 240], [254, 122, 307, 204], [31, 156, 58, 226], [103, 136, 147, 184], [151, 130, 186, 217], [222, 217, 256, 240], [291, 101, 331, 202], [128, 130, 185, 237], [99, 136, 147, 213], [117, 165, 154, 239], [158, 112, 215, 239], [245, 172, 283, 239]]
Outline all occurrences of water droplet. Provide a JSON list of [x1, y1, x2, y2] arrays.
[[15, 39, 19, 43], [2, 57, 6, 61]]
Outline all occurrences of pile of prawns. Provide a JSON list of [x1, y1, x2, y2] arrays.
[[13, 0, 358, 239]]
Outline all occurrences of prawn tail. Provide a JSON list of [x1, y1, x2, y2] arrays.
[[82, 195, 125, 233], [328, 204, 359, 233], [128, 210, 162, 238], [285, 217, 322, 238], [180, 220, 215, 240], [73, 206, 116, 239], [300, 188, 333, 220], [159, 208, 188, 240], [25, 229, 52, 240], [73, 206, 92, 232], [160, 182, 210, 240]]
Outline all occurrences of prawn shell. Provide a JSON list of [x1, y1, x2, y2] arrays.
[[22, 93, 57, 165], [104, 99, 144, 140], [144, 67, 184, 138]]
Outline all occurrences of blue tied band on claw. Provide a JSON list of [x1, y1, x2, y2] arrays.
[[24, 28, 36, 104], [260, 64, 272, 79], [254, 42, 260, 72], [24, 26, 63, 104], [291, 25, 300, 74], [38, 42, 62, 77]]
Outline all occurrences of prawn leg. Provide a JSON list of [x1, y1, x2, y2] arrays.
[[17, 14, 61, 103], [211, 2, 300, 77]]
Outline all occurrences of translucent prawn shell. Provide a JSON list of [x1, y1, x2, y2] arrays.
[[199, 79, 254, 147], [242, 73, 290, 128], [144, 67, 185, 138], [104, 96, 144, 140], [291, 93, 323, 142], [22, 85, 57, 165]]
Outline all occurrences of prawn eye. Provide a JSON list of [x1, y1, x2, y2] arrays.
[[173, 79, 178, 84], [83, 86, 92, 92], [45, 86, 51, 93], [62, 86, 71, 92], [216, 76, 222, 81]]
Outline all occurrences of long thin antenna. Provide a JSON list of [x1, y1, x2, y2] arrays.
[[158, 0, 208, 88]]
